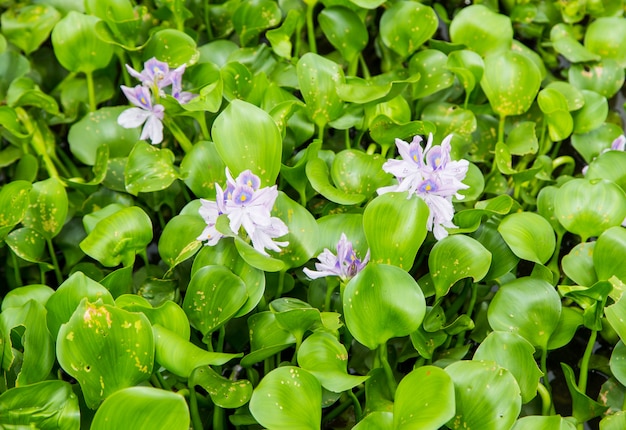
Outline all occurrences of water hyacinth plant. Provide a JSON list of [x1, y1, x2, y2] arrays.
[[3, 1, 626, 430]]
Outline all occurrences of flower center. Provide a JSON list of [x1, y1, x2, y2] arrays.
[[418, 179, 438, 193]]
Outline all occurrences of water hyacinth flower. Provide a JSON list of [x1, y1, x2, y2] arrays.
[[197, 169, 289, 256], [125, 57, 173, 91], [378, 133, 469, 240], [303, 233, 370, 282], [117, 85, 165, 144]]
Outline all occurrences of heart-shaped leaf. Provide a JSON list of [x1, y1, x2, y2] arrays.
[[449, 5, 513, 56], [180, 140, 226, 199], [125, 141, 179, 195], [190, 366, 252, 409], [22, 177, 68, 240], [594, 227, 626, 283], [142, 29, 198, 67], [319, 6, 368, 63], [498, 212, 556, 265], [379, 1, 438, 58]]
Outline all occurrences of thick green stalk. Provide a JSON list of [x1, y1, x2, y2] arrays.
[[165, 118, 194, 153], [306, 2, 318, 54], [378, 343, 397, 400], [85, 71, 97, 112], [578, 329, 597, 393]]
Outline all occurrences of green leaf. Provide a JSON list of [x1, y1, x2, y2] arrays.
[[240, 311, 296, 367], [57, 299, 154, 409], [1, 4, 61, 55], [6, 227, 50, 265], [473, 331, 542, 403], [143, 28, 198, 67], [572, 90, 608, 135], [481, 51, 542, 117], [472, 219, 519, 281], [394, 366, 455, 429], [363, 192, 428, 270], [91, 387, 189, 430], [115, 295, 191, 341], [125, 141, 179, 195], [512, 415, 576, 430], [568, 60, 625, 98], [152, 324, 240, 378], [538, 88, 574, 142], [232, 0, 281, 47], [610, 341, 626, 387], [594, 227, 626, 283], [1, 284, 54, 310], [51, 11, 114, 73], [315, 213, 367, 256], [249, 366, 322, 430], [297, 331, 368, 392], [0, 300, 55, 386], [68, 106, 138, 165], [46, 271, 115, 338], [379, 1, 437, 58], [266, 9, 302, 59], [297, 53, 344, 130], [498, 212, 556, 264], [80, 206, 152, 267], [353, 411, 393, 430], [22, 177, 68, 240], [554, 178, 626, 241], [319, 6, 368, 62], [445, 360, 521, 430], [561, 362, 608, 423], [600, 411, 626, 430], [212, 99, 282, 186], [449, 5, 513, 56], [179, 140, 226, 199], [428, 235, 491, 299], [562, 242, 597, 287], [550, 24, 601, 63], [190, 366, 252, 408], [488, 277, 561, 349], [586, 150, 626, 192], [0, 380, 79, 429], [409, 51, 455, 99], [343, 263, 426, 349], [0, 180, 31, 242], [158, 214, 205, 269], [183, 265, 247, 338], [584, 17, 626, 67], [571, 123, 623, 164], [306, 156, 366, 205]]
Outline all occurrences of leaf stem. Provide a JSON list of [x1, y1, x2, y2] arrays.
[[85, 70, 97, 112], [578, 329, 597, 394], [189, 385, 204, 430], [378, 343, 397, 400], [46, 238, 62, 286], [346, 389, 363, 422], [165, 118, 194, 153], [540, 347, 554, 414], [306, 2, 317, 54], [498, 114, 506, 144], [537, 382, 552, 416], [10, 249, 23, 287]]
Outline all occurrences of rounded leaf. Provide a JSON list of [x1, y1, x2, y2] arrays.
[[394, 366, 455, 430], [488, 277, 561, 349], [445, 360, 521, 430], [271, 192, 318, 268], [22, 177, 68, 240], [554, 178, 626, 241], [158, 214, 205, 268], [512, 415, 577, 430], [143, 29, 198, 67], [594, 226, 626, 283], [180, 140, 226, 199], [343, 263, 426, 349], [319, 6, 368, 62], [91, 387, 189, 430], [363, 192, 428, 270], [562, 242, 597, 287], [585, 17, 626, 67], [125, 142, 179, 195], [51, 12, 114, 73], [212, 100, 282, 186], [449, 5, 513, 56], [190, 366, 252, 409], [380, 1, 438, 57], [0, 180, 31, 241], [498, 212, 556, 264], [249, 366, 322, 430]]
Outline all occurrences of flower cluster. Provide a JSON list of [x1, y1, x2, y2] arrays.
[[304, 233, 370, 282], [378, 133, 469, 240], [197, 169, 289, 256], [118, 57, 196, 144]]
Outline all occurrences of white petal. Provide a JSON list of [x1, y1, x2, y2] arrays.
[[118, 108, 149, 128], [140, 115, 163, 144]]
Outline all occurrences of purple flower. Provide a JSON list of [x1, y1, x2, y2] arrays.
[[169, 64, 197, 104], [117, 85, 165, 144], [303, 233, 370, 282], [197, 169, 289, 255], [378, 133, 470, 240], [126, 58, 173, 90], [611, 135, 626, 151]]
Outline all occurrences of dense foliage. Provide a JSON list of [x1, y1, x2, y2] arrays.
[[2, 0, 626, 429]]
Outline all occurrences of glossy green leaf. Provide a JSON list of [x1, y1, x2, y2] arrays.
[[183, 265, 247, 337], [449, 5, 513, 56], [554, 178, 626, 241], [429, 235, 491, 299], [343, 263, 426, 349], [212, 99, 281, 186], [447, 49, 484, 104], [601, 411, 626, 430], [610, 341, 626, 387], [143, 29, 198, 67], [80, 206, 153, 267], [506, 121, 538, 155], [233, 235, 286, 272], [266, 9, 302, 59], [394, 366, 455, 430], [297, 53, 344, 130], [115, 295, 190, 341], [46, 271, 115, 338], [270, 298, 321, 339], [240, 311, 296, 367], [6, 227, 49, 265], [179, 140, 226, 199], [57, 299, 154, 409], [561, 362, 608, 423], [572, 90, 608, 135], [152, 324, 240, 378], [584, 17, 626, 67], [0, 180, 31, 241], [51, 11, 114, 73], [538, 88, 574, 142], [569, 60, 625, 98], [315, 213, 367, 257], [550, 23, 600, 63], [409, 50, 455, 99], [249, 366, 322, 430], [190, 365, 252, 408], [125, 141, 179, 195], [512, 415, 576, 430], [472, 219, 519, 281], [379, 1, 437, 58], [158, 214, 205, 269], [330, 149, 391, 197], [586, 150, 626, 192], [571, 123, 623, 163], [473, 331, 542, 403], [319, 6, 368, 62], [232, 0, 281, 47], [545, 81, 585, 111], [363, 192, 428, 270], [353, 411, 393, 430], [547, 306, 584, 350], [22, 177, 67, 240], [0, 380, 79, 429], [481, 51, 542, 117], [445, 360, 521, 430], [306, 156, 366, 205], [594, 227, 626, 283], [562, 242, 597, 287], [420, 103, 476, 142], [297, 331, 368, 392], [488, 277, 561, 349], [7, 77, 61, 115], [91, 386, 189, 430], [1, 284, 54, 310], [498, 212, 556, 264], [0, 300, 54, 386], [1, 4, 61, 55]]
